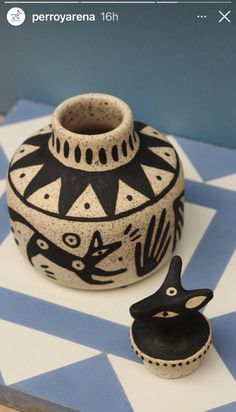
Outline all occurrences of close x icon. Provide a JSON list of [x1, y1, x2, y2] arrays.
[[218, 10, 231, 23]]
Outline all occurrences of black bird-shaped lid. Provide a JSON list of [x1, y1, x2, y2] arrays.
[[130, 256, 213, 321]]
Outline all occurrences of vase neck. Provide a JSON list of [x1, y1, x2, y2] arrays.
[[49, 93, 140, 172]]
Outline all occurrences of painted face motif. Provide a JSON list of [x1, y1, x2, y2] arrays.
[[130, 256, 213, 320], [9, 208, 127, 285]]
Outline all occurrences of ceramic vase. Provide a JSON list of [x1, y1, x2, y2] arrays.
[[6, 93, 184, 290]]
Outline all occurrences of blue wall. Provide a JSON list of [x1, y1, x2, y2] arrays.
[[0, 2, 235, 148]]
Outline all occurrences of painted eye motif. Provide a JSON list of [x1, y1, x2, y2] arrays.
[[93, 251, 103, 256], [166, 287, 177, 296], [36, 239, 49, 250], [92, 248, 108, 257], [72, 259, 85, 271], [63, 233, 81, 248], [153, 311, 179, 318]]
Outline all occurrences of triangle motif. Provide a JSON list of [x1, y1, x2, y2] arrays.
[[67, 184, 106, 218], [141, 164, 174, 195], [27, 177, 61, 213], [11, 144, 40, 166], [140, 125, 167, 142], [115, 180, 149, 215], [148, 146, 177, 169], [10, 164, 44, 196]]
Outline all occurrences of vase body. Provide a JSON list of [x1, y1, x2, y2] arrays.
[[6, 93, 184, 290]]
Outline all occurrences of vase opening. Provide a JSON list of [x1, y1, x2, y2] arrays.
[[50, 93, 139, 171], [58, 94, 126, 136]]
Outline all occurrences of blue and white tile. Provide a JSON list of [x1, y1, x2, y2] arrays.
[[207, 174, 236, 192], [174, 136, 236, 182], [11, 354, 133, 412], [0, 116, 51, 161], [108, 349, 236, 412], [0, 319, 100, 386], [207, 401, 236, 412], [205, 250, 236, 319], [0, 100, 236, 412], [167, 135, 203, 182]]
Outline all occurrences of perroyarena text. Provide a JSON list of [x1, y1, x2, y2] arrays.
[[32, 13, 96, 23]]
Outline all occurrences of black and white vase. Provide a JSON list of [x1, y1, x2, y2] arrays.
[[130, 256, 213, 378], [6, 93, 184, 290]]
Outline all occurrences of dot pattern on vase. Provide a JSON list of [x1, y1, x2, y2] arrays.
[[86, 149, 93, 165], [9, 122, 181, 220], [129, 333, 212, 368], [74, 145, 81, 163], [56, 138, 60, 154], [122, 140, 128, 157], [49, 128, 139, 171], [63, 141, 69, 159], [111, 145, 119, 162], [129, 134, 134, 151], [99, 148, 107, 165]]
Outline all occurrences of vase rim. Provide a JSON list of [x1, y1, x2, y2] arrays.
[[52, 93, 133, 139], [49, 93, 140, 172]]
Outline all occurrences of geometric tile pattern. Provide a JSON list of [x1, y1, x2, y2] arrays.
[[0, 101, 236, 412], [207, 402, 236, 412], [210, 312, 236, 380], [0, 319, 100, 385], [12, 354, 133, 412]]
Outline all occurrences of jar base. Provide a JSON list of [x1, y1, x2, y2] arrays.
[[129, 327, 212, 379]]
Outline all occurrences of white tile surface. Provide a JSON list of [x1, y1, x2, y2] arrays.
[[207, 173, 236, 192], [109, 348, 236, 412], [0, 319, 99, 385], [0, 116, 51, 161]]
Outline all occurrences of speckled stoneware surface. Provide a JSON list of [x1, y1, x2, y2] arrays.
[[6, 93, 184, 290], [129, 256, 213, 378]]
